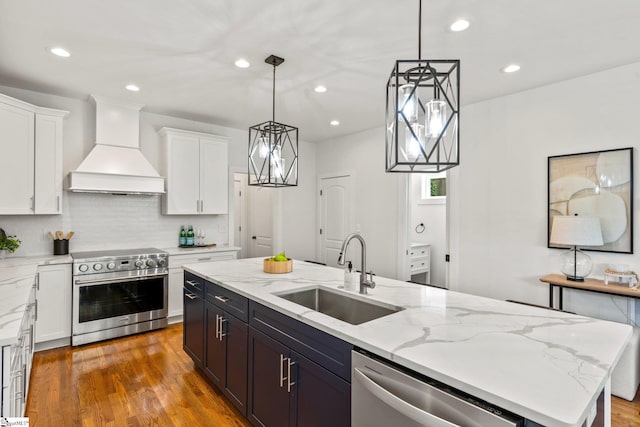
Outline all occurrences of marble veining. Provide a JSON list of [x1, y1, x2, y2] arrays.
[[184, 258, 632, 427], [0, 255, 71, 346]]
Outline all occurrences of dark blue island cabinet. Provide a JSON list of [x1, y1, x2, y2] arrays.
[[203, 279, 249, 416], [183, 272, 353, 427], [248, 301, 352, 427], [183, 272, 205, 367]]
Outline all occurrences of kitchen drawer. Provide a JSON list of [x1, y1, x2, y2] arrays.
[[170, 251, 237, 268], [249, 301, 353, 381], [184, 271, 204, 296], [205, 280, 248, 322]]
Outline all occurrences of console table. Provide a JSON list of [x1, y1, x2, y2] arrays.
[[540, 274, 640, 310]]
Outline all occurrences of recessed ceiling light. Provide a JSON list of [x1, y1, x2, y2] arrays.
[[502, 64, 521, 73], [330, 120, 340, 126], [234, 58, 250, 68], [50, 47, 70, 58], [125, 84, 140, 92], [450, 19, 470, 32], [314, 85, 327, 93]]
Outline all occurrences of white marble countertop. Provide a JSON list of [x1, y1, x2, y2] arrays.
[[0, 254, 71, 346], [184, 258, 632, 427]]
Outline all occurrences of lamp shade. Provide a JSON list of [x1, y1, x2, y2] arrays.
[[550, 216, 604, 247]]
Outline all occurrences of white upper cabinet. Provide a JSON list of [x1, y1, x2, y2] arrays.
[[159, 127, 229, 215], [0, 93, 68, 215]]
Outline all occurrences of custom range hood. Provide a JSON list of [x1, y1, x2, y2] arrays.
[[68, 95, 165, 194]]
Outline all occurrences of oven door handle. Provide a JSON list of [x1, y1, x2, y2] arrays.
[[74, 273, 167, 286]]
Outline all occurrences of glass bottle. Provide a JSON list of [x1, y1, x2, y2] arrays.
[[186, 226, 195, 247], [179, 226, 187, 246]]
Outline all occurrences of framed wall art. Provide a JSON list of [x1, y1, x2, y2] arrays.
[[547, 147, 634, 253]]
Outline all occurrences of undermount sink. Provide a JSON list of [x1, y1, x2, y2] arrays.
[[275, 287, 403, 325]]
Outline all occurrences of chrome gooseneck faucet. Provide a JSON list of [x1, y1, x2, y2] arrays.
[[337, 233, 375, 295]]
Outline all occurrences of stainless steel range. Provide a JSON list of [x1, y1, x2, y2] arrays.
[[71, 248, 169, 346]]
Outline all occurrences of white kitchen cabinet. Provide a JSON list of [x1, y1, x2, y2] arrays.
[[168, 250, 238, 320], [409, 243, 431, 284], [159, 127, 229, 215], [35, 264, 72, 347], [0, 93, 67, 215]]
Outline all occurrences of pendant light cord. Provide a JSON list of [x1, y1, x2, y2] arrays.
[[418, 0, 422, 60], [272, 63, 276, 123]]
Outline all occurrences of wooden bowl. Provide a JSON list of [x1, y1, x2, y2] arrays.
[[263, 259, 293, 274]]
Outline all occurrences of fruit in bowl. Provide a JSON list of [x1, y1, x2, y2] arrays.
[[263, 252, 293, 273]]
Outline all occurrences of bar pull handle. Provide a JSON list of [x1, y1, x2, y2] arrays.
[[185, 293, 197, 300], [214, 295, 229, 304], [185, 280, 199, 287], [57, 195, 60, 212], [287, 358, 296, 393], [279, 354, 287, 388]]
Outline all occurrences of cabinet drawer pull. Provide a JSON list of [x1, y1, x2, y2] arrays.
[[197, 257, 212, 262], [186, 280, 199, 287], [185, 293, 197, 300], [214, 295, 230, 303]]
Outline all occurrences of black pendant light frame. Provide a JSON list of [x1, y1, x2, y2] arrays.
[[385, 0, 461, 173], [248, 55, 299, 187]]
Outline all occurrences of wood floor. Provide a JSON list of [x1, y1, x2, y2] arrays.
[[26, 324, 251, 427], [26, 324, 640, 426]]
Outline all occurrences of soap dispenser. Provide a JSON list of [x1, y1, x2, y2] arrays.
[[345, 261, 356, 291]]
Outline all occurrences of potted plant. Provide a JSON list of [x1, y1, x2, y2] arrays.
[[0, 231, 21, 259]]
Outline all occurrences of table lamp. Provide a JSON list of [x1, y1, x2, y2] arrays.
[[550, 215, 604, 282]]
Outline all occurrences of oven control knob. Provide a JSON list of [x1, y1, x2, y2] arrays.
[[135, 260, 144, 268], [107, 262, 116, 270], [146, 259, 157, 268], [157, 258, 167, 267], [93, 263, 103, 271], [78, 264, 89, 272]]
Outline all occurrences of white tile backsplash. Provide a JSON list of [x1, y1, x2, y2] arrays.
[[0, 192, 228, 256]]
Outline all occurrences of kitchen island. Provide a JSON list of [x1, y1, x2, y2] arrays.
[[184, 258, 632, 427]]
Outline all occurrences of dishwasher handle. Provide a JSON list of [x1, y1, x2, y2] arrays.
[[353, 367, 458, 427]]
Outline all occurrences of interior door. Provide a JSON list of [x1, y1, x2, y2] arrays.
[[319, 175, 352, 267], [248, 186, 273, 258]]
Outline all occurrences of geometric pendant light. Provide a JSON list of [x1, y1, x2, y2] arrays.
[[248, 55, 299, 187], [385, 0, 460, 173]]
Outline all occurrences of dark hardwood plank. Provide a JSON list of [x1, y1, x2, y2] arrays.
[[26, 324, 251, 427]]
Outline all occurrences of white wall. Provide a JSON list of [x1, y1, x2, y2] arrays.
[[410, 175, 447, 286], [0, 85, 316, 257], [316, 127, 400, 278], [448, 62, 640, 315]]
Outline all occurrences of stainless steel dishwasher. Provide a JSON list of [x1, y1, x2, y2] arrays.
[[352, 350, 525, 427]]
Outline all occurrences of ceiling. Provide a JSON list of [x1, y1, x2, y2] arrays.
[[2, 0, 640, 142]]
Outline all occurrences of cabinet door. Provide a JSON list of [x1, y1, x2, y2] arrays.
[[183, 287, 205, 367], [34, 114, 63, 214], [224, 311, 248, 414], [164, 134, 200, 214], [0, 102, 34, 214], [293, 352, 351, 427], [205, 300, 248, 415], [248, 328, 292, 427], [35, 264, 71, 343], [199, 137, 228, 214], [168, 269, 184, 318], [204, 302, 225, 387]]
